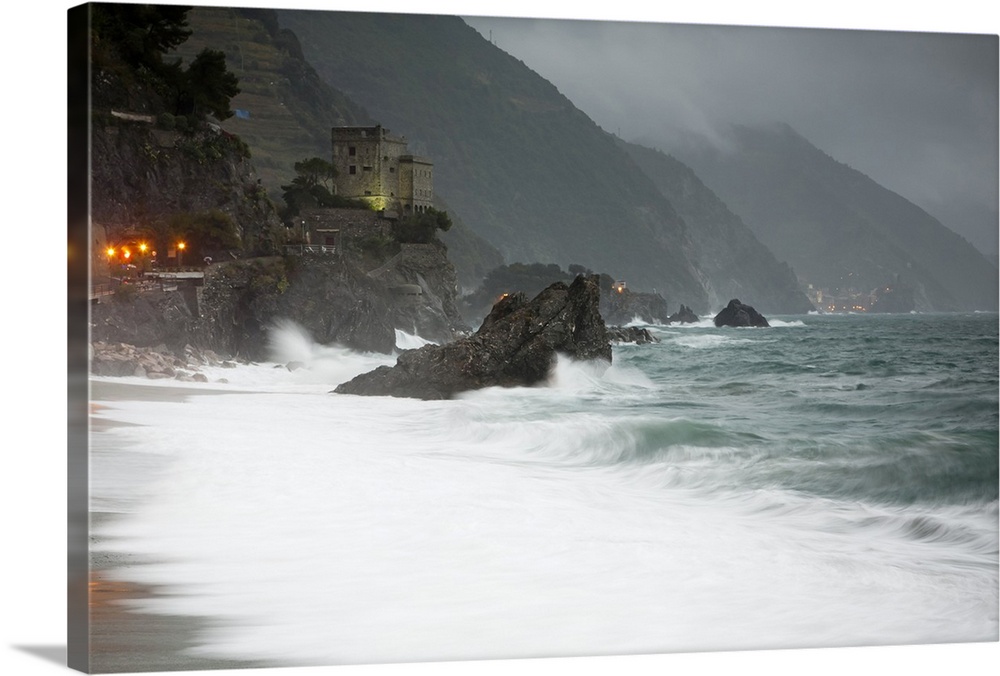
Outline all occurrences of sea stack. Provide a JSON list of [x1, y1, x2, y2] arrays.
[[667, 304, 699, 324], [335, 275, 611, 400], [713, 299, 770, 327]]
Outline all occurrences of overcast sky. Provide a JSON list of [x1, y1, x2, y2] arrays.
[[459, 8, 998, 255]]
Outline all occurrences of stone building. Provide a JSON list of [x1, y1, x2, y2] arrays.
[[331, 125, 433, 217]]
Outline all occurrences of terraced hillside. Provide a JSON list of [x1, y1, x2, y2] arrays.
[[168, 6, 371, 200]]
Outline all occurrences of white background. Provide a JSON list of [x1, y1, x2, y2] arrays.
[[3, 1, 997, 675]]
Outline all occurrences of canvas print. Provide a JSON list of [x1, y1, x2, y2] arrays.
[[69, 1, 999, 673]]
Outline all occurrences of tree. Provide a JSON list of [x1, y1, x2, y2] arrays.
[[293, 157, 336, 191], [178, 49, 241, 120], [91, 3, 192, 72], [280, 157, 345, 218], [392, 208, 453, 244]]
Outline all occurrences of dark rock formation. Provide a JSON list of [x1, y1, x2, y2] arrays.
[[91, 121, 284, 255], [93, 247, 471, 365], [606, 326, 659, 344], [367, 242, 471, 343], [198, 256, 397, 360], [713, 299, 770, 328], [335, 275, 611, 400], [601, 288, 671, 326], [90, 288, 198, 353], [667, 304, 699, 324]]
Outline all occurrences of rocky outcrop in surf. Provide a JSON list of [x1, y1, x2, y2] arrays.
[[667, 304, 699, 324], [713, 299, 770, 328], [334, 275, 611, 400], [600, 287, 671, 326], [606, 326, 659, 344]]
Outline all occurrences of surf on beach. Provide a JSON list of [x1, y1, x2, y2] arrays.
[[87, 314, 999, 668]]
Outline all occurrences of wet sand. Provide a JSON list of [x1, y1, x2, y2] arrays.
[[90, 379, 238, 404], [88, 531, 273, 673], [87, 379, 273, 673]]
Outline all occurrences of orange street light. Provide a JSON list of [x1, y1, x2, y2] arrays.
[[106, 247, 115, 258], [139, 243, 148, 254]]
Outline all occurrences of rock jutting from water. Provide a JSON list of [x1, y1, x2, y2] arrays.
[[667, 304, 699, 324], [334, 275, 611, 400], [606, 326, 659, 344], [713, 299, 770, 327]]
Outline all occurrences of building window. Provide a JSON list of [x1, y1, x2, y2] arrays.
[[349, 166, 357, 175], [349, 147, 356, 156], [363, 166, 372, 172], [364, 190, 372, 196]]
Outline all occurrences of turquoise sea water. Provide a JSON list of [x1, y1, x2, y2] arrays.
[[613, 313, 998, 507], [90, 312, 999, 665]]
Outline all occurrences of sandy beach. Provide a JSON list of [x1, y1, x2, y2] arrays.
[[86, 379, 271, 673]]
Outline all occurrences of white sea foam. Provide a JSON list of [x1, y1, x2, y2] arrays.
[[670, 333, 754, 349], [669, 316, 716, 329], [395, 328, 437, 350], [89, 318, 999, 667]]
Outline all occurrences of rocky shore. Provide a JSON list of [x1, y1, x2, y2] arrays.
[[90, 341, 239, 382]]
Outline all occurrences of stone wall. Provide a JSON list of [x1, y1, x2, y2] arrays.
[[298, 207, 392, 245]]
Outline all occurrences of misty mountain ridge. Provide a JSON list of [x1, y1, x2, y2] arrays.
[[664, 122, 998, 312], [273, 9, 714, 310], [617, 137, 814, 314], [179, 8, 991, 315]]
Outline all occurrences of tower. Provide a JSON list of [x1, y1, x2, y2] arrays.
[[331, 125, 433, 215]]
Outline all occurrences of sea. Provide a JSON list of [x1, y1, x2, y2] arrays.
[[88, 311, 999, 668]]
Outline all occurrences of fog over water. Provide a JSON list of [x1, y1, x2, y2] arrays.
[[461, 5, 999, 256]]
